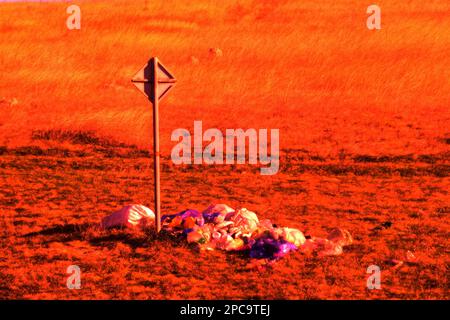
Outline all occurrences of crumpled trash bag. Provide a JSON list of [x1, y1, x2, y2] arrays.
[[327, 228, 353, 247], [275, 227, 306, 247], [187, 224, 213, 244], [300, 238, 343, 256], [249, 237, 297, 260], [186, 207, 259, 251], [202, 203, 234, 223], [297, 228, 353, 256], [187, 221, 248, 251], [162, 209, 204, 231], [101, 204, 155, 229], [225, 208, 259, 238], [213, 233, 238, 251]]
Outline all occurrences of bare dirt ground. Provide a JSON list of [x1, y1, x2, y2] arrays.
[[0, 133, 448, 299]]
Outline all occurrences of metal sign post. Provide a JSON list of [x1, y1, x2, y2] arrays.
[[131, 57, 176, 232]]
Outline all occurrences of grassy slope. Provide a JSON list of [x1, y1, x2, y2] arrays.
[[1, 0, 449, 154]]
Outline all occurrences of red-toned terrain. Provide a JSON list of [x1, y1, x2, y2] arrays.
[[0, 0, 448, 299]]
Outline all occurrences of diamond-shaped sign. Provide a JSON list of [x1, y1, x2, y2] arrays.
[[131, 57, 176, 103]]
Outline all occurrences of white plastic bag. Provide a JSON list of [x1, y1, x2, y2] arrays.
[[101, 204, 155, 229]]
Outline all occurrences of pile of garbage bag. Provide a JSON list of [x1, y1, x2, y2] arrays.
[[101, 204, 353, 260]]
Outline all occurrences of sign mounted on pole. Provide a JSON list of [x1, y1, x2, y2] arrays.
[[131, 57, 176, 233], [131, 57, 176, 102]]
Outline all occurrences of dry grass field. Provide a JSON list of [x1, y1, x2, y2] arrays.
[[0, 0, 449, 299]]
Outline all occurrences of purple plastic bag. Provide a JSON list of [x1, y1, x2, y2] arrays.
[[203, 211, 222, 223], [249, 237, 297, 260]]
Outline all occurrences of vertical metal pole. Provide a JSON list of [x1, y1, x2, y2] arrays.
[[153, 58, 161, 233]]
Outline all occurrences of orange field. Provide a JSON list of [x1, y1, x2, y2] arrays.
[[0, 0, 449, 299]]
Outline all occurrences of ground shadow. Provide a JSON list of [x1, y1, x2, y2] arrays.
[[22, 223, 191, 250], [23, 223, 92, 242]]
